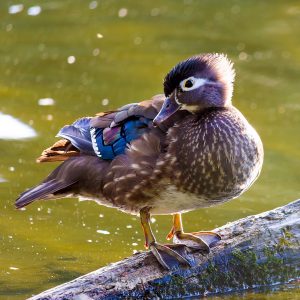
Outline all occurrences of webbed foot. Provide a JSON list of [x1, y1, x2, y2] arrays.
[[167, 213, 221, 250], [140, 208, 193, 270], [149, 242, 191, 270], [169, 231, 221, 250]]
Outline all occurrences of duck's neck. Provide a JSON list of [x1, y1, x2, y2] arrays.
[[185, 102, 233, 116]]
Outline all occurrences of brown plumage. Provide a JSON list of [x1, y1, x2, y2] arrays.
[[15, 53, 263, 270]]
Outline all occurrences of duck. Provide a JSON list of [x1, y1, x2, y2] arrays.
[[15, 53, 264, 270]]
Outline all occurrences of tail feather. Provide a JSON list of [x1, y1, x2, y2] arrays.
[[15, 156, 109, 209], [15, 179, 77, 209]]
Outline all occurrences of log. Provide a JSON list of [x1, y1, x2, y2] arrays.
[[30, 200, 300, 300]]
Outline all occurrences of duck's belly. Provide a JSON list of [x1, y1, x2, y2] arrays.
[[150, 185, 204, 215], [149, 184, 231, 215], [76, 181, 240, 216]]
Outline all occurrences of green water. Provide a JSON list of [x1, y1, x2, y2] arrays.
[[0, 0, 299, 298]]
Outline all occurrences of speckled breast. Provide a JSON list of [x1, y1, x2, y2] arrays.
[[166, 106, 263, 207]]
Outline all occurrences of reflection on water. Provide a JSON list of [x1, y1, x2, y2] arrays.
[[199, 281, 300, 300], [8, 3, 42, 16], [0, 113, 37, 139], [1, 0, 300, 299], [8, 4, 24, 15], [27, 6, 42, 17], [38, 98, 55, 106]]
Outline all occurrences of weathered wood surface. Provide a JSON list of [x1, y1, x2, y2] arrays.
[[30, 200, 300, 300]]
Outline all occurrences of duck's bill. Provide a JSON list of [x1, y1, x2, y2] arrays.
[[153, 97, 181, 127]]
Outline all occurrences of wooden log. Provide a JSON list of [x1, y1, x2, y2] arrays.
[[30, 200, 300, 299]]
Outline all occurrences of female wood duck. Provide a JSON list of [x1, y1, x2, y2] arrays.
[[16, 53, 263, 270]]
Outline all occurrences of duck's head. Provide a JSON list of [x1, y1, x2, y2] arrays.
[[154, 53, 235, 125]]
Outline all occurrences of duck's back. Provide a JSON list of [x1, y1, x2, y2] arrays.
[[164, 106, 263, 208]]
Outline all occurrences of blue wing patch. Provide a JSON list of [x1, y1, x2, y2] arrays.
[[91, 117, 152, 160]]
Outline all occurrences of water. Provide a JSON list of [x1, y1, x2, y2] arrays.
[[1, 0, 299, 298]]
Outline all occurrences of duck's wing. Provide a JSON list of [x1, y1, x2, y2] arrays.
[[37, 94, 165, 163]]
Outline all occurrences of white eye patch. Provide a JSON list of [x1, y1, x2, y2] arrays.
[[179, 76, 207, 92]]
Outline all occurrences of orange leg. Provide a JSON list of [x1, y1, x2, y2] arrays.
[[140, 208, 191, 270], [167, 213, 221, 251]]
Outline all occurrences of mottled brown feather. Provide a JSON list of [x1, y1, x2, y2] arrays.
[[103, 130, 164, 211]]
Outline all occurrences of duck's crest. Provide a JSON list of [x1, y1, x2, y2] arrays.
[[164, 53, 235, 101]]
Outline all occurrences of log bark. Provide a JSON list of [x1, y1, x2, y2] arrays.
[[30, 200, 300, 300]]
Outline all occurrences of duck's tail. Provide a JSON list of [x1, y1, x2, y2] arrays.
[[15, 179, 77, 208], [15, 160, 79, 208], [15, 156, 109, 209]]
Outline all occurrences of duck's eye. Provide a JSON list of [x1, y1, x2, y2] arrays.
[[184, 80, 194, 88], [180, 77, 207, 92], [180, 78, 196, 91]]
